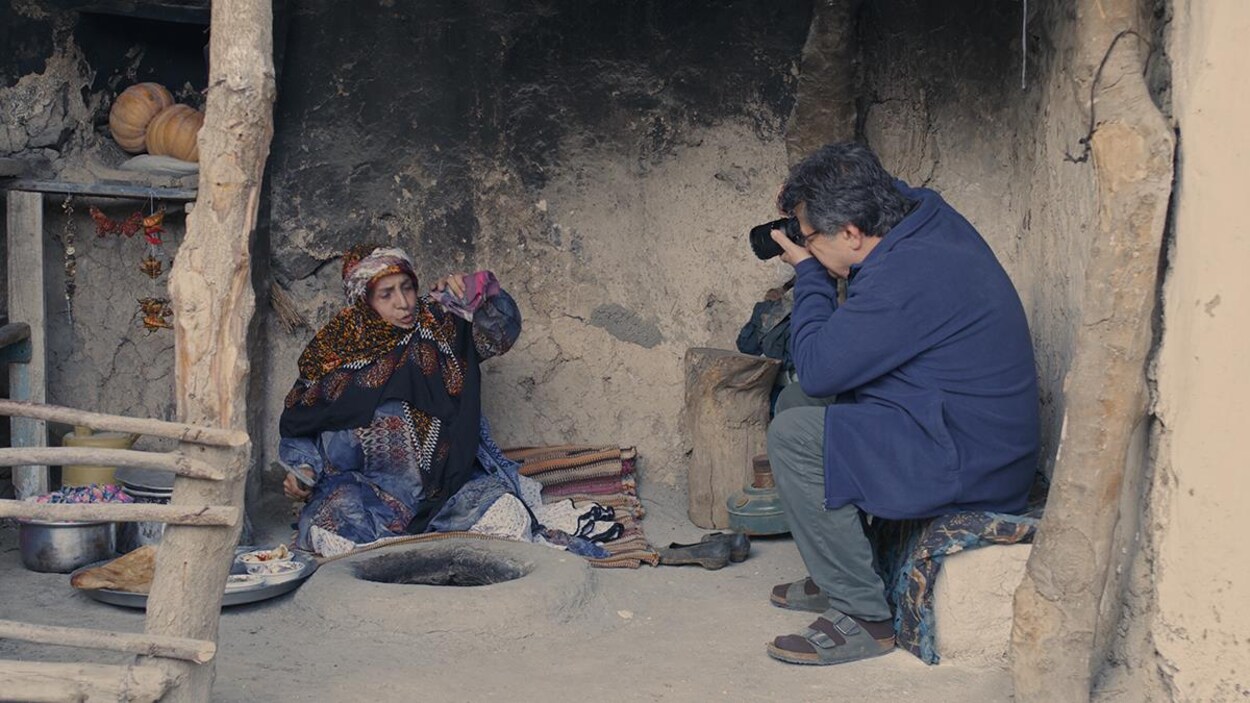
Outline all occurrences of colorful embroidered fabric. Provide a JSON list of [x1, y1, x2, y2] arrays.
[[340, 244, 418, 306], [434, 271, 501, 321], [868, 507, 1041, 664], [280, 244, 521, 534]]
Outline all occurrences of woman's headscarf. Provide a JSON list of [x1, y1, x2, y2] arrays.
[[279, 244, 484, 532]]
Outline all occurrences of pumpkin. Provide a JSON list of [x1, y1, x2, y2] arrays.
[[108, 83, 174, 154], [145, 104, 204, 163]]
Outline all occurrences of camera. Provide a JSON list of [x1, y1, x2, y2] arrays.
[[749, 217, 805, 260]]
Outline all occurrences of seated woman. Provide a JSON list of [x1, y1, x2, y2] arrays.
[[278, 244, 523, 555]]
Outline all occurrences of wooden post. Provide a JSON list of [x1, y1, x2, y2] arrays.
[[0, 500, 238, 526], [0, 399, 248, 447], [6, 190, 48, 498], [684, 348, 780, 528], [0, 447, 226, 480], [0, 621, 216, 664], [0, 660, 172, 703], [785, 0, 859, 165], [1010, 6, 1176, 700], [140, 1, 275, 700]]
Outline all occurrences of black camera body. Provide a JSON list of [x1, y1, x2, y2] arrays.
[[749, 217, 804, 260]]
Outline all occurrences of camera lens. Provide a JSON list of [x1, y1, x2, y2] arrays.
[[749, 220, 785, 260], [749, 217, 803, 260]]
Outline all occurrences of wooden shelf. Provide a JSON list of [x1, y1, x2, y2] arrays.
[[40, 0, 210, 25], [0, 178, 197, 202]]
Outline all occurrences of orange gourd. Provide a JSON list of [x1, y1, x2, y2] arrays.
[[145, 104, 204, 163], [109, 83, 174, 153]]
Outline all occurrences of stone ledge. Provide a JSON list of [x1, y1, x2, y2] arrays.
[[933, 543, 1032, 667]]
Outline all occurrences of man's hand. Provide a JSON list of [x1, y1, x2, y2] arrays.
[[283, 468, 315, 501], [772, 229, 813, 267], [432, 272, 470, 299]]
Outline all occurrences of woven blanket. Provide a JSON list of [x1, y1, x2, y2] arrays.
[[504, 445, 658, 569], [867, 508, 1040, 664]]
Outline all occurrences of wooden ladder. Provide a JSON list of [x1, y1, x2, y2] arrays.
[[0, 399, 249, 703]]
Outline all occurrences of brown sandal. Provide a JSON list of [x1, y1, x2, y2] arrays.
[[767, 608, 895, 666]]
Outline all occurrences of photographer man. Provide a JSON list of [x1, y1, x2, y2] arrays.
[[760, 143, 1039, 666]]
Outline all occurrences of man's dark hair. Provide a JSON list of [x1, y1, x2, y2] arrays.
[[778, 142, 914, 238]]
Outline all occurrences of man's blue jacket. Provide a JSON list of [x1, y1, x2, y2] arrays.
[[789, 182, 1039, 518]]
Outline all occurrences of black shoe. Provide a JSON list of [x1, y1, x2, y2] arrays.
[[657, 539, 732, 570], [702, 531, 751, 562]]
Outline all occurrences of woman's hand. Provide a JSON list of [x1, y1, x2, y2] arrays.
[[283, 468, 315, 501], [432, 272, 470, 299]]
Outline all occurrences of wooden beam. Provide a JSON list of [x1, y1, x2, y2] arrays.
[[6, 190, 48, 498], [0, 178, 197, 202], [0, 400, 248, 447], [143, 3, 274, 701], [0, 620, 216, 664], [0, 500, 238, 526], [0, 447, 224, 481], [0, 660, 172, 703]]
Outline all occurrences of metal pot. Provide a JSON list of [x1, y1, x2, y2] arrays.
[[116, 467, 174, 553], [18, 519, 117, 573]]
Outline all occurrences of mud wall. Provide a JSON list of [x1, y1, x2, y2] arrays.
[[857, 0, 1112, 481], [259, 0, 813, 486], [1138, 1, 1250, 699]]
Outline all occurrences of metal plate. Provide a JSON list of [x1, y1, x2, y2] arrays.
[[71, 549, 318, 610]]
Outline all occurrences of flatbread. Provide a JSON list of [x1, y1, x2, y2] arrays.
[[70, 545, 156, 593]]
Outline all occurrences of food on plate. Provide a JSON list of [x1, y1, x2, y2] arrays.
[[237, 544, 291, 564], [70, 545, 156, 593], [245, 559, 306, 579]]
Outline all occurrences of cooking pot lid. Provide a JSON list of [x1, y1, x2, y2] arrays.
[[115, 466, 175, 491]]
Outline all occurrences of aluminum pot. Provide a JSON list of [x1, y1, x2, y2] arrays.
[[117, 484, 170, 553], [18, 519, 116, 573]]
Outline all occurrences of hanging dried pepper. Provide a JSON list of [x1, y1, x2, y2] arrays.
[[142, 210, 165, 246], [89, 207, 143, 238]]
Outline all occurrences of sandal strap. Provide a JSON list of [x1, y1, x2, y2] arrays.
[[831, 613, 861, 638], [802, 627, 839, 650]]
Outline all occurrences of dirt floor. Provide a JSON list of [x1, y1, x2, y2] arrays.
[[0, 484, 1013, 702]]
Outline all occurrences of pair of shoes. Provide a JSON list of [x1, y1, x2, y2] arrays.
[[657, 539, 731, 570]]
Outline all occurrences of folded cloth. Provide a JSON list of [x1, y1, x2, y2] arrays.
[[434, 271, 501, 321], [469, 493, 533, 540]]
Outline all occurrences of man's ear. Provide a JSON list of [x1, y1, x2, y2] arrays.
[[844, 223, 866, 250]]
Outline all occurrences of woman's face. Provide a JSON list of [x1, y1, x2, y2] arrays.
[[368, 272, 418, 328]]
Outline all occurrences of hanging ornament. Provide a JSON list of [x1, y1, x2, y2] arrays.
[[89, 206, 143, 238], [60, 195, 77, 325], [142, 209, 165, 246], [138, 207, 168, 279], [137, 297, 173, 332], [139, 253, 164, 279]]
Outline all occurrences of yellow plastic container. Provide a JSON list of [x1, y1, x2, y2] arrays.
[[61, 426, 139, 487]]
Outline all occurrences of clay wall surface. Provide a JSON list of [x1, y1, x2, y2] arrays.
[[1140, 1, 1250, 699], [1, 0, 814, 485], [259, 0, 813, 486]]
